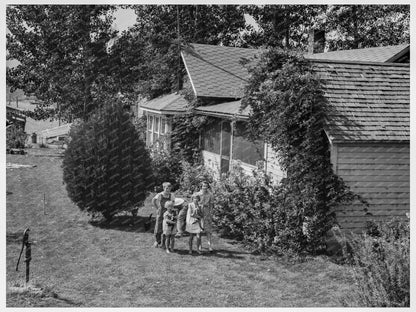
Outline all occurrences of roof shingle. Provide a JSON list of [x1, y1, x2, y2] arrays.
[[313, 61, 409, 143], [305, 44, 409, 63], [140, 93, 189, 114], [181, 43, 258, 99]]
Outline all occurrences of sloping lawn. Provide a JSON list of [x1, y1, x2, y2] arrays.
[[6, 148, 355, 307]]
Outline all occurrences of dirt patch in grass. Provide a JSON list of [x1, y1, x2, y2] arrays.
[[6, 148, 355, 307]]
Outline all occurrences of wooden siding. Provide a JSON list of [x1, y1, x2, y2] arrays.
[[332, 143, 409, 232], [265, 144, 285, 183]]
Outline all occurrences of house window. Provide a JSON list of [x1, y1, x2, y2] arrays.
[[233, 121, 264, 166], [202, 119, 221, 153], [147, 115, 153, 146], [146, 113, 169, 149]]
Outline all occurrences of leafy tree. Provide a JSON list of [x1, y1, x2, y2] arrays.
[[240, 5, 409, 51], [240, 5, 326, 49], [325, 5, 410, 50], [7, 5, 118, 122], [125, 5, 247, 99], [62, 98, 153, 221]]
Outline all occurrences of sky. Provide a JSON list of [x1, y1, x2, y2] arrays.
[[112, 7, 137, 32], [112, 6, 259, 33]]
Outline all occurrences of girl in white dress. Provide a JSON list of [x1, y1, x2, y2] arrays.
[[186, 194, 203, 254]]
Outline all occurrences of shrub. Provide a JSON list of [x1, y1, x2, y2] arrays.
[[211, 164, 307, 255], [342, 218, 410, 307], [178, 155, 214, 195], [149, 148, 183, 192], [62, 100, 153, 221], [7, 124, 26, 149]]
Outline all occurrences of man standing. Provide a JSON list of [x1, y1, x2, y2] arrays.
[[152, 182, 175, 248]]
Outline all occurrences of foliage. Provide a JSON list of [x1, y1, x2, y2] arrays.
[[325, 5, 410, 50], [127, 5, 247, 99], [240, 5, 409, 50], [7, 5, 118, 122], [210, 164, 305, 254], [342, 218, 410, 307], [241, 48, 358, 252], [134, 114, 147, 141], [62, 99, 153, 220], [6, 124, 27, 149], [149, 148, 183, 192], [178, 157, 214, 195], [170, 113, 208, 163], [240, 5, 326, 49]]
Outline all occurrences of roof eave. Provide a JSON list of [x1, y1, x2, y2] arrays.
[[331, 139, 410, 145], [181, 51, 198, 98], [194, 109, 249, 120], [140, 107, 187, 115], [310, 58, 410, 67], [386, 45, 410, 63]]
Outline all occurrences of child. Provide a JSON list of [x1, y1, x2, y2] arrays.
[[186, 194, 204, 254], [162, 201, 177, 253]]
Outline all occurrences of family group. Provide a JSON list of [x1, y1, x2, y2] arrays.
[[152, 181, 214, 255]]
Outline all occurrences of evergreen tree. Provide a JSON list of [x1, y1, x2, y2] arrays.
[[62, 98, 153, 220]]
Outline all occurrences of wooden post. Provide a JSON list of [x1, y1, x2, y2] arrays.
[[25, 242, 31, 286]]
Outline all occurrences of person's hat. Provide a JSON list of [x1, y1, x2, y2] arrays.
[[174, 198, 184, 206]]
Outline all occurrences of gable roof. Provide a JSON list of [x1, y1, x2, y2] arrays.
[[181, 43, 258, 99], [305, 44, 410, 63], [313, 60, 409, 143], [140, 93, 188, 115]]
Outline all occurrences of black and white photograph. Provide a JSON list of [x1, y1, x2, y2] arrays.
[[3, 1, 412, 308]]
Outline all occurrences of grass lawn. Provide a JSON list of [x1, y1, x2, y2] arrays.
[[6, 148, 356, 307]]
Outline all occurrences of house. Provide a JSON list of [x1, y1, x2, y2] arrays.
[[6, 105, 26, 130], [178, 43, 410, 232]]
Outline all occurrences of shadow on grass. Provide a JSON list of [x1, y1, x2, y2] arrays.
[[171, 248, 249, 259], [89, 215, 154, 233], [7, 287, 82, 307], [7, 231, 23, 244]]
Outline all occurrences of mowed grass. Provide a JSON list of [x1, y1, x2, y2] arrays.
[[6, 148, 355, 307]]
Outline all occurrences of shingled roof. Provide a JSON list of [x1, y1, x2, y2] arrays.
[[181, 43, 258, 99], [306, 44, 409, 63], [194, 100, 251, 119], [195, 60, 410, 143], [184, 43, 409, 143], [140, 93, 188, 114], [313, 60, 409, 143]]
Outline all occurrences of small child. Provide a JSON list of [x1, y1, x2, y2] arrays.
[[186, 194, 204, 254], [162, 201, 177, 253]]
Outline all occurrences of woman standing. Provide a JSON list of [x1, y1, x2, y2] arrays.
[[152, 182, 175, 248], [186, 194, 203, 254], [197, 181, 214, 252]]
